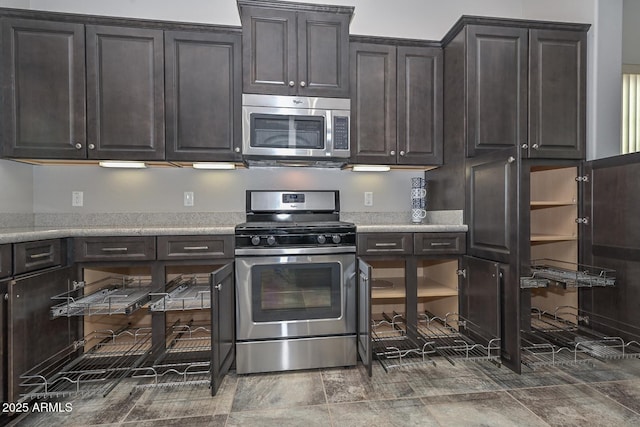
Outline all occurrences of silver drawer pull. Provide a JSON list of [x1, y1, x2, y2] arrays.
[[183, 246, 209, 251], [430, 242, 452, 247], [374, 243, 398, 247], [29, 252, 51, 259], [101, 247, 129, 252]]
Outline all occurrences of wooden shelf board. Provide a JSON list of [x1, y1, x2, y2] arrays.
[[371, 277, 457, 299], [530, 201, 577, 209], [530, 234, 577, 243]]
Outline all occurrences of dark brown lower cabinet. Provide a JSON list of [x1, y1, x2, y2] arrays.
[[357, 232, 504, 376], [463, 149, 640, 374], [5, 235, 234, 411]]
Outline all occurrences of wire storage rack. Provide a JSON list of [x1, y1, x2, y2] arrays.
[[520, 259, 616, 289], [149, 274, 211, 312], [132, 322, 212, 389], [370, 311, 500, 371], [20, 326, 156, 399], [50, 275, 153, 317], [521, 306, 640, 369]]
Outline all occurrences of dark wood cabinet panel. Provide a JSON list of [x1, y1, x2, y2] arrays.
[[297, 11, 350, 97], [239, 1, 351, 97], [466, 25, 528, 157], [240, 6, 296, 96], [0, 244, 12, 279], [157, 235, 234, 260], [350, 42, 397, 164], [164, 30, 241, 161], [350, 40, 443, 165], [86, 25, 165, 160], [529, 29, 586, 159], [414, 232, 465, 255], [1, 18, 86, 159], [397, 46, 443, 165], [13, 239, 63, 275], [73, 236, 156, 262], [466, 147, 521, 264], [210, 262, 235, 396], [357, 233, 413, 256]]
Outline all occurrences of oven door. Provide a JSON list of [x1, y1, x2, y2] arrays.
[[235, 250, 356, 340]]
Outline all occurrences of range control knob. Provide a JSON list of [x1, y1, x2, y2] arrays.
[[250, 236, 261, 246], [316, 235, 327, 244], [332, 234, 342, 244], [266, 235, 276, 246]]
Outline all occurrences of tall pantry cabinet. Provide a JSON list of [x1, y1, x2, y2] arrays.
[[428, 17, 640, 374]]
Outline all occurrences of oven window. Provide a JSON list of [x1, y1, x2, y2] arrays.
[[251, 114, 325, 150], [251, 263, 341, 322]]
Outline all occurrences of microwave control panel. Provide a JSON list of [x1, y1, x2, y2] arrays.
[[333, 116, 349, 150]]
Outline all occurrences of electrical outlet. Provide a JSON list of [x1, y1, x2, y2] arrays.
[[364, 192, 373, 207], [72, 191, 83, 207], [184, 191, 194, 207]]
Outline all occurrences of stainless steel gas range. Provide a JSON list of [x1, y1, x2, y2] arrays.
[[234, 190, 357, 374]]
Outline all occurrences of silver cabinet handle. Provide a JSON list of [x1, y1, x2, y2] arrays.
[[183, 246, 209, 251], [521, 144, 528, 149], [399, 150, 405, 156], [101, 247, 128, 252], [288, 81, 295, 87], [300, 81, 306, 87], [88, 144, 96, 150], [214, 283, 222, 291], [430, 242, 452, 247], [375, 242, 398, 247], [532, 143, 539, 150], [390, 150, 396, 156], [29, 252, 52, 259], [75, 143, 82, 149], [234, 147, 241, 153], [507, 156, 515, 163]]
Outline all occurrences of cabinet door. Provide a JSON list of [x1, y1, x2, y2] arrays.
[[357, 259, 372, 377], [241, 7, 297, 96], [7, 266, 77, 403], [529, 29, 586, 159], [350, 42, 397, 164], [210, 262, 234, 396], [582, 154, 640, 340], [1, 18, 86, 159], [0, 244, 11, 279], [397, 46, 443, 165], [466, 147, 521, 264], [466, 26, 528, 157], [297, 11, 350, 97], [165, 30, 242, 161], [86, 25, 165, 160]]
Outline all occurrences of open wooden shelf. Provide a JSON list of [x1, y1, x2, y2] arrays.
[[371, 276, 457, 299]]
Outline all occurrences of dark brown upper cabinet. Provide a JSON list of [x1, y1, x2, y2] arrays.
[[164, 30, 242, 162], [350, 38, 443, 165], [1, 18, 87, 159], [444, 17, 588, 160], [86, 25, 165, 160], [238, 0, 353, 97]]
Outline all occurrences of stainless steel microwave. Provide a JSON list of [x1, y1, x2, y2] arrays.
[[242, 94, 350, 166]]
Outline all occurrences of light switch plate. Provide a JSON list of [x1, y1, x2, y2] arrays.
[[364, 192, 373, 207]]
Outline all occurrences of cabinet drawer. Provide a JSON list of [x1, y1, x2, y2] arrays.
[[1, 244, 13, 278], [157, 235, 234, 260], [13, 239, 63, 275], [74, 236, 156, 262], [357, 233, 413, 255], [414, 233, 466, 255]]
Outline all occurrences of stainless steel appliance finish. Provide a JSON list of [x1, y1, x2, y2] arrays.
[[234, 190, 357, 374], [241, 94, 350, 166]]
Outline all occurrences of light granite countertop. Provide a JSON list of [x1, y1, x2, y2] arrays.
[[0, 210, 466, 244]]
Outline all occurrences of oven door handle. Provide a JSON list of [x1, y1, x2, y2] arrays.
[[235, 246, 356, 256]]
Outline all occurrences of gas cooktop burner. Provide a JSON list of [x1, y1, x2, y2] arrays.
[[235, 190, 356, 249]]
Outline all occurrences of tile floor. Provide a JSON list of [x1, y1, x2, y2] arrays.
[[7, 358, 640, 427]]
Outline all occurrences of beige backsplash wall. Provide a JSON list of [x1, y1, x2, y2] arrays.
[[32, 165, 426, 214]]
